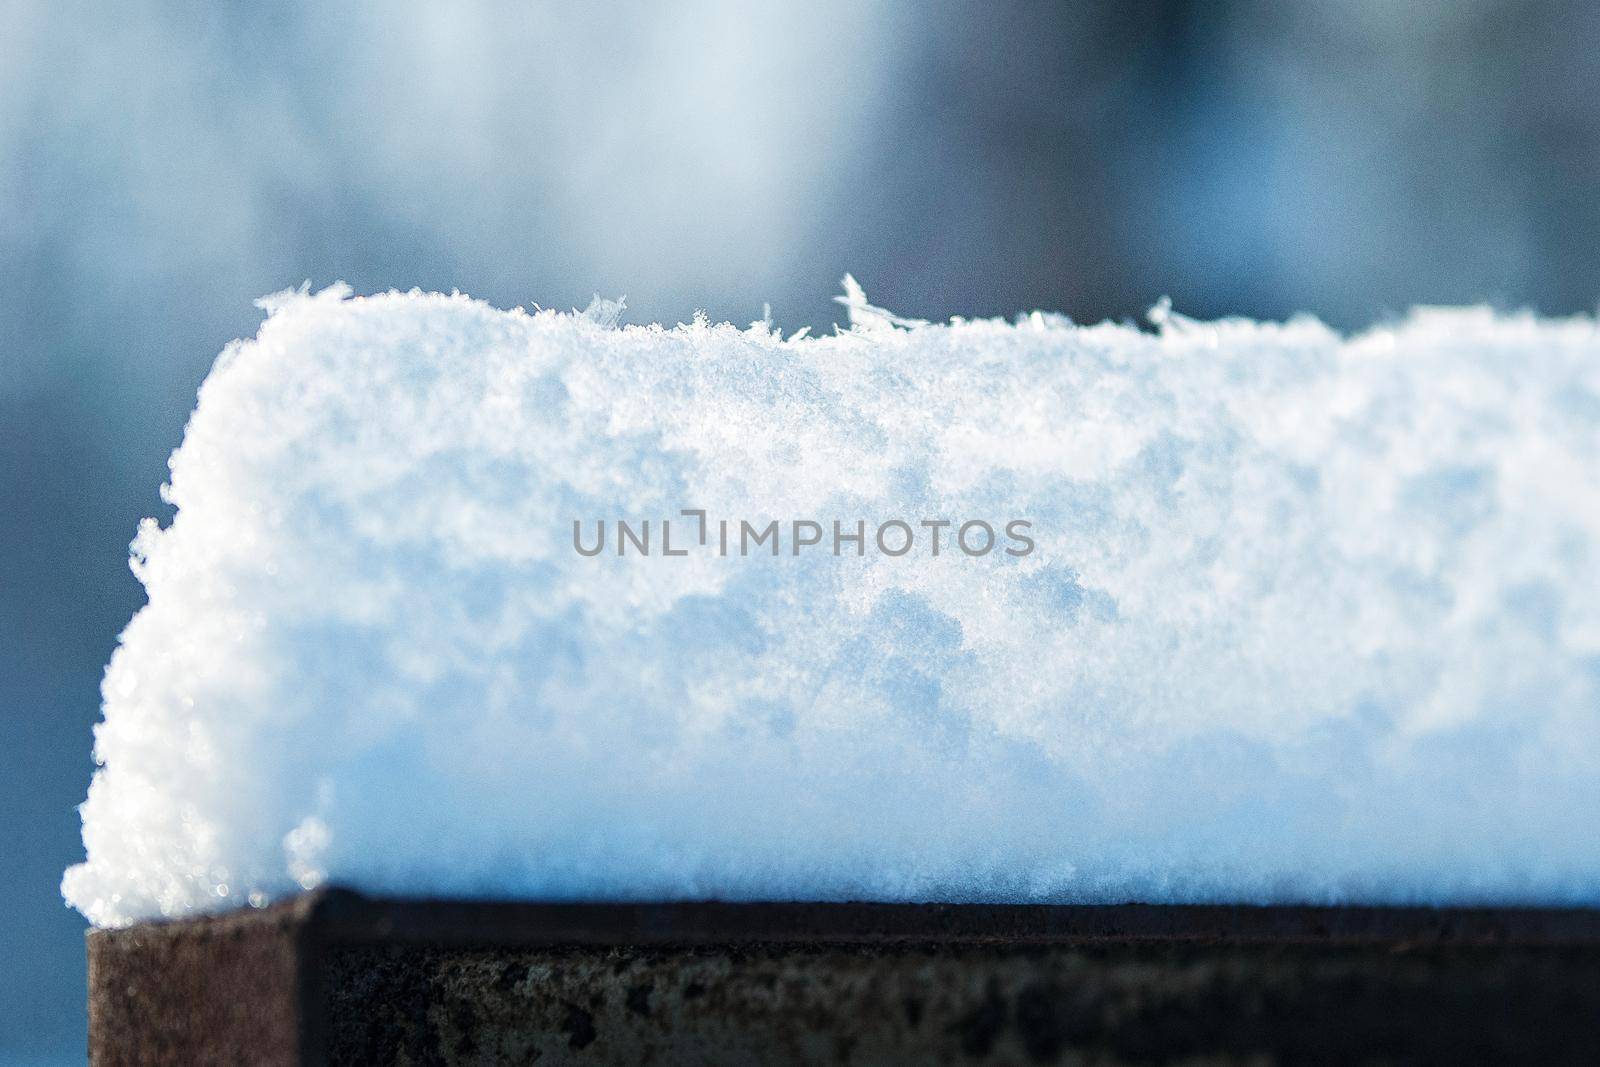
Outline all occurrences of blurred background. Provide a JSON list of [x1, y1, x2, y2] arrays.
[[4, 0, 1600, 1059]]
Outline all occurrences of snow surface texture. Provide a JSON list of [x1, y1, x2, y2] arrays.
[[65, 282, 1600, 927]]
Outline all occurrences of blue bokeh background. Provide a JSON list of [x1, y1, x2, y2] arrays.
[[5, 1, 1600, 1059]]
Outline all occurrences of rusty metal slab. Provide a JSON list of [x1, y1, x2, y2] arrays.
[[88, 889, 1600, 1064]]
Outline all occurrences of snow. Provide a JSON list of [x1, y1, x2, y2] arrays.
[[64, 282, 1600, 926]]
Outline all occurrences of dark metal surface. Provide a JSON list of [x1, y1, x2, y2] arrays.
[[301, 888, 1600, 947], [89, 889, 1600, 1065]]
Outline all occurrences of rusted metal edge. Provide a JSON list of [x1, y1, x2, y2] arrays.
[[90, 887, 1600, 951], [87, 890, 1600, 1064]]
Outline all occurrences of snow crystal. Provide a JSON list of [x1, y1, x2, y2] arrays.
[[64, 282, 1600, 926]]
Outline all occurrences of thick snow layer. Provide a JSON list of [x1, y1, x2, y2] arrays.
[[64, 282, 1600, 926]]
